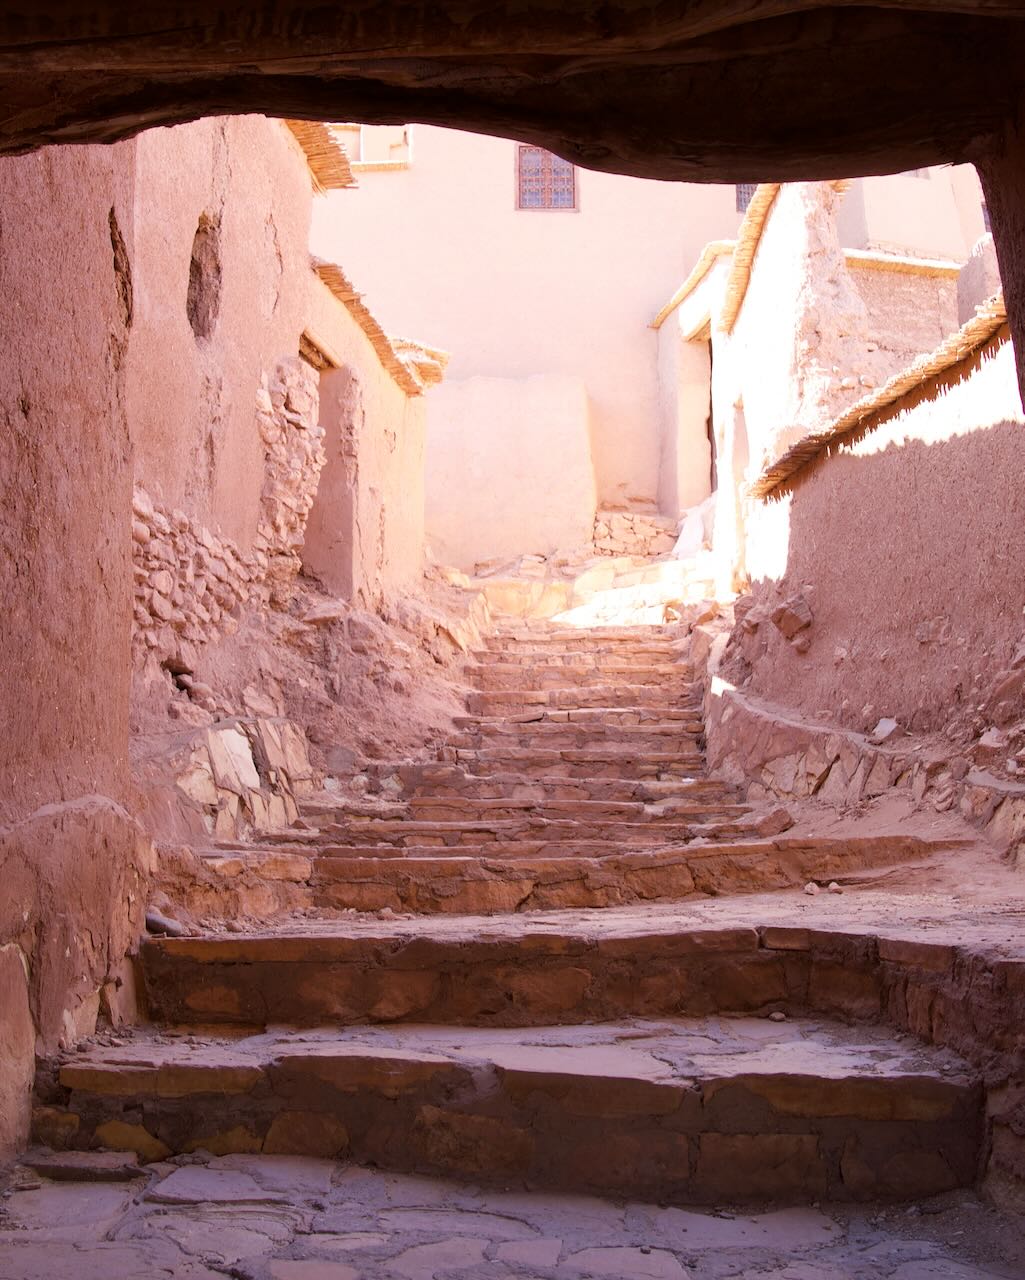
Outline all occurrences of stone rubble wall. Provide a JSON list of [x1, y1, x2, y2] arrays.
[[592, 510, 677, 558], [692, 622, 1025, 866], [132, 358, 325, 672], [255, 359, 327, 604]]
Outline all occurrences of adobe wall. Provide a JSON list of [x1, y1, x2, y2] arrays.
[[0, 143, 150, 1157], [425, 374, 597, 569], [708, 183, 962, 592], [846, 261, 959, 367], [311, 125, 744, 511], [735, 341, 1025, 737], [0, 116, 432, 1157], [838, 167, 987, 261], [126, 116, 316, 549], [302, 277, 427, 606], [126, 115, 427, 671]]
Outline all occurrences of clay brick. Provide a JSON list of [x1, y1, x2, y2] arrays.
[[264, 1110, 349, 1157], [275, 1049, 467, 1098], [411, 1106, 534, 1177], [695, 1133, 827, 1200], [761, 926, 811, 951], [722, 1073, 969, 1121], [500, 1069, 689, 1118], [877, 937, 955, 972]]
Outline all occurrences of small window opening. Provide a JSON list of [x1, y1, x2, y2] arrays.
[[517, 146, 576, 210], [736, 183, 758, 213]]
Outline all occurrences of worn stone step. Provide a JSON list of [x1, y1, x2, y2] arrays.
[[383, 767, 735, 803], [469, 663, 693, 691], [484, 625, 677, 648], [138, 875, 983, 1029], [448, 726, 703, 751], [49, 1017, 980, 1203], [452, 718, 705, 737], [453, 705, 702, 728], [308, 833, 937, 914], [322, 816, 730, 847], [308, 837, 737, 860], [448, 748, 706, 778], [403, 796, 746, 823], [472, 643, 687, 666], [467, 686, 699, 714]]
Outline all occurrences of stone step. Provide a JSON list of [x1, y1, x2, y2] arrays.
[[321, 816, 728, 846], [467, 686, 699, 714], [403, 796, 747, 823], [453, 706, 702, 727], [308, 834, 748, 862], [384, 767, 735, 803], [49, 1016, 980, 1203], [468, 663, 693, 691], [308, 833, 930, 914], [447, 725, 703, 750], [138, 883, 979, 1029], [448, 748, 706, 778], [485, 625, 677, 647], [472, 644, 687, 666]]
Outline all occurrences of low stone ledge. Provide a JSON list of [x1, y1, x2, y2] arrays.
[[699, 664, 1025, 859]]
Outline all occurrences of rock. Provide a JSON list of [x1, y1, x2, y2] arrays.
[[977, 726, 1009, 759], [803, 881, 821, 896], [741, 805, 794, 837], [870, 717, 900, 745], [94, 1120, 171, 1162], [145, 907, 187, 937], [24, 1150, 143, 1182], [564, 1246, 687, 1279], [827, 881, 843, 894], [145, 1166, 286, 1205], [770, 593, 813, 639], [303, 599, 347, 626], [206, 726, 261, 794]]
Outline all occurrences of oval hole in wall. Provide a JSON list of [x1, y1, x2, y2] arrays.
[[186, 213, 222, 340]]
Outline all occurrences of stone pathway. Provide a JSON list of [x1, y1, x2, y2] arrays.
[[1, 1155, 1022, 1279]]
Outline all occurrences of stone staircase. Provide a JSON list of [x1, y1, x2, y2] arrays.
[[204, 623, 946, 915], [34, 623, 1018, 1206]]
